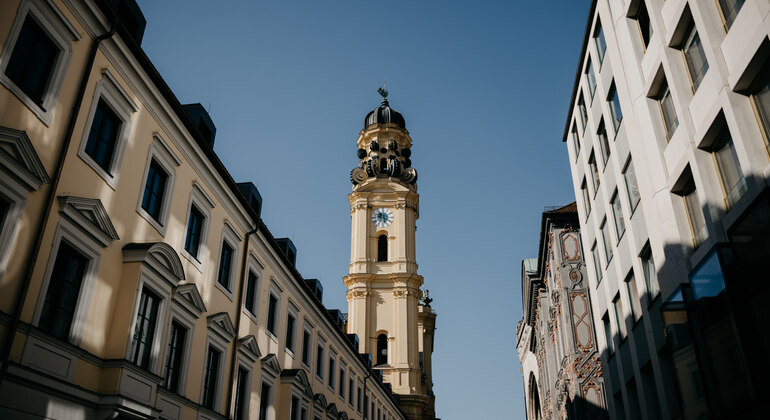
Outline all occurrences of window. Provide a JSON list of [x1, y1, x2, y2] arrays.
[[591, 241, 602, 282], [267, 293, 279, 336], [622, 158, 641, 213], [613, 293, 626, 340], [4, 15, 58, 107], [184, 205, 205, 259], [258, 382, 272, 420], [245, 270, 259, 316], [129, 288, 161, 370], [641, 245, 658, 302], [202, 345, 222, 409], [339, 366, 346, 397], [328, 353, 336, 389], [597, 120, 610, 166], [625, 272, 642, 323], [349, 376, 355, 405], [711, 128, 746, 208], [600, 217, 613, 264], [632, 1, 653, 50], [750, 60, 770, 155], [571, 124, 580, 160], [608, 82, 623, 132], [586, 57, 597, 99], [234, 367, 249, 420], [301, 328, 312, 366], [358, 386, 362, 412], [718, 0, 744, 30], [376, 334, 388, 365], [678, 177, 707, 247], [37, 242, 88, 340], [578, 93, 589, 133], [603, 313, 613, 353], [610, 190, 626, 241], [84, 100, 121, 172], [290, 396, 299, 420], [681, 23, 709, 91], [657, 80, 678, 140], [163, 321, 187, 392], [581, 178, 592, 217], [286, 312, 296, 352], [140, 160, 168, 221], [589, 152, 600, 193], [217, 241, 235, 291], [316, 342, 324, 378], [594, 19, 606, 65], [377, 234, 387, 262]]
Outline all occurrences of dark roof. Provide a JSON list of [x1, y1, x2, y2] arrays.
[[364, 99, 406, 129], [545, 202, 578, 213]]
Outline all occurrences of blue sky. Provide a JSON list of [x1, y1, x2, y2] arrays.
[[137, 1, 590, 417]]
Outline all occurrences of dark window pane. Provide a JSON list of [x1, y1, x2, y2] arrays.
[[316, 344, 324, 377], [245, 271, 257, 315], [286, 313, 296, 351], [163, 321, 187, 392], [302, 330, 311, 365], [0, 197, 10, 237], [202, 346, 221, 409], [141, 160, 168, 221], [258, 382, 271, 420], [234, 367, 249, 420], [267, 294, 278, 334], [377, 235, 387, 262], [216, 241, 234, 290], [184, 205, 204, 258], [84, 100, 121, 172], [5, 16, 58, 106], [129, 288, 161, 369], [38, 242, 88, 340], [376, 334, 388, 365]]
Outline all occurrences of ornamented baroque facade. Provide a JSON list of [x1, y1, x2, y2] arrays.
[[0, 0, 435, 419], [517, 204, 606, 420]]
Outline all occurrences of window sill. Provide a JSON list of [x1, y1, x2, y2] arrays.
[[242, 308, 259, 326], [180, 249, 203, 273], [214, 281, 234, 302], [0, 75, 56, 127], [78, 152, 120, 191], [136, 206, 167, 236], [266, 330, 278, 344]]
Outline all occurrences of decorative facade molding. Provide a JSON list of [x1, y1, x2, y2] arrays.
[[206, 312, 235, 343], [57, 195, 119, 247]]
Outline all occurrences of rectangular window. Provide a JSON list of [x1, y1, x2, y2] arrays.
[[680, 178, 707, 246], [163, 321, 187, 392], [623, 158, 641, 213], [633, 1, 653, 50], [286, 312, 296, 352], [589, 152, 600, 193], [603, 313, 613, 353], [610, 191, 626, 241], [358, 387, 362, 412], [339, 367, 345, 397], [600, 217, 613, 264], [608, 82, 623, 132], [658, 81, 678, 140], [594, 20, 606, 64], [234, 367, 249, 420], [290, 396, 299, 420], [586, 57, 597, 98], [581, 179, 592, 217], [184, 205, 204, 259], [202, 345, 221, 409], [613, 293, 626, 339], [258, 382, 271, 420], [641, 246, 658, 302], [750, 62, 770, 155], [4, 16, 59, 106], [301, 329, 312, 366], [216, 241, 234, 290], [129, 288, 161, 369], [140, 159, 168, 221], [316, 343, 324, 378], [267, 293, 278, 336], [682, 23, 709, 91], [349, 377, 354, 404], [718, 0, 744, 30], [245, 271, 258, 316], [712, 129, 746, 208], [597, 119, 610, 166], [591, 241, 602, 282], [571, 124, 580, 160], [84, 99, 121, 172], [578, 93, 589, 133], [625, 272, 642, 323], [328, 354, 336, 389], [38, 242, 88, 341]]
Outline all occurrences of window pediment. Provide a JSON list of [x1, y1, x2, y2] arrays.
[[313, 392, 328, 411], [238, 335, 262, 363], [57, 196, 118, 247], [261, 353, 281, 378], [123, 242, 185, 286], [0, 126, 50, 191], [174, 283, 206, 318], [207, 312, 235, 343], [327, 402, 339, 417], [280, 368, 313, 400]]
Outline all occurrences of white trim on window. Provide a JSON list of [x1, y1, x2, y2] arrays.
[[162, 306, 195, 394], [242, 253, 262, 324], [76, 69, 138, 189], [265, 283, 282, 341], [214, 221, 242, 300], [181, 182, 214, 269], [125, 267, 174, 375], [136, 134, 179, 235], [200, 338, 227, 412], [0, 0, 79, 125]]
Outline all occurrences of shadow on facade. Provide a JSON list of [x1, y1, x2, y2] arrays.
[[564, 395, 609, 420]]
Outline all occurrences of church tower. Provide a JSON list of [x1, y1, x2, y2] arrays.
[[344, 92, 437, 420]]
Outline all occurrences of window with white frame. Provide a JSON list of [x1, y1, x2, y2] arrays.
[[266, 289, 280, 338], [581, 178, 592, 217], [597, 119, 610, 166], [594, 18, 606, 65], [591, 240, 602, 283], [0, 0, 79, 124], [233, 365, 251, 420], [328, 350, 336, 389], [339, 362, 346, 397], [680, 21, 709, 91], [602, 312, 613, 354], [655, 77, 678, 141], [630, 0, 652, 51], [215, 222, 241, 297], [600, 217, 613, 265], [301, 325, 312, 367], [622, 157, 641, 213], [77, 70, 138, 188], [608, 82, 623, 133], [707, 126, 746, 209], [613, 292, 627, 339], [749, 59, 770, 156], [674, 171, 708, 247], [586, 57, 597, 99], [578, 93, 589, 133], [571, 123, 580, 161], [163, 319, 190, 393], [201, 344, 223, 410], [137, 135, 179, 233], [316, 338, 325, 379], [129, 287, 162, 369], [625, 271, 642, 324], [258, 380, 273, 420], [610, 190, 626, 241], [717, 0, 744, 31], [285, 302, 298, 354], [640, 244, 658, 302], [588, 151, 600, 194], [182, 183, 213, 265]]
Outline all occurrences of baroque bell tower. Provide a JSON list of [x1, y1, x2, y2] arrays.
[[344, 91, 437, 420]]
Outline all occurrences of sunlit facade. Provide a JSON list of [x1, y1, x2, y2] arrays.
[[563, 0, 770, 418]]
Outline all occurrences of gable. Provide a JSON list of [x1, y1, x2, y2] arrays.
[[238, 335, 262, 363], [207, 312, 235, 343], [58, 196, 119, 247], [0, 126, 50, 191]]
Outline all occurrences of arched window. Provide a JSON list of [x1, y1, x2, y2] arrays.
[[377, 235, 387, 262], [376, 334, 388, 365]]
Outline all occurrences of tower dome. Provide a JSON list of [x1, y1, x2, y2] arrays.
[[364, 99, 406, 129]]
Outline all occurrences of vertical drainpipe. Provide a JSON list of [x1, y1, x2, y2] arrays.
[[0, 17, 117, 388], [225, 219, 260, 419]]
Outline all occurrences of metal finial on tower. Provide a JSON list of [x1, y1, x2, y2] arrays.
[[377, 86, 388, 99]]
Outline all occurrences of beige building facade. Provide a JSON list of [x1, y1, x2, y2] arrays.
[[563, 0, 770, 418], [0, 1, 422, 419]]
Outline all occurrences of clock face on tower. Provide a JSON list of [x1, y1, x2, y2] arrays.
[[371, 208, 394, 228]]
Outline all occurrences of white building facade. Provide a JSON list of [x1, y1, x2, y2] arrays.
[[563, 0, 770, 418]]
